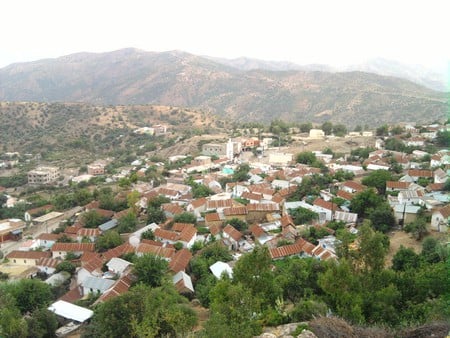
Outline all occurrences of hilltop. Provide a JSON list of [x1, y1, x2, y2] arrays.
[[0, 49, 447, 127]]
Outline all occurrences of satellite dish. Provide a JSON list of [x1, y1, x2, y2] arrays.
[[24, 212, 31, 222]]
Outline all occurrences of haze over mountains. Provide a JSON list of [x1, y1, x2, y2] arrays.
[[0, 48, 447, 127]]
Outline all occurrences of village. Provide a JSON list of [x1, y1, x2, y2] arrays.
[[0, 121, 449, 336]]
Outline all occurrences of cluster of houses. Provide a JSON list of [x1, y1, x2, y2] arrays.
[[0, 122, 448, 329]]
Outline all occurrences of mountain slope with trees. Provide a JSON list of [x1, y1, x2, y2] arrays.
[[0, 49, 447, 127]]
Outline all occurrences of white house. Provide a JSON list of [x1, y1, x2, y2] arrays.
[[431, 205, 450, 232]]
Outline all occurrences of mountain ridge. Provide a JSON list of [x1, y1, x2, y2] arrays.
[[0, 49, 447, 127]]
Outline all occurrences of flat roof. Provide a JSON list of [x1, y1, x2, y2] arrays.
[[33, 211, 64, 223], [48, 300, 93, 323]]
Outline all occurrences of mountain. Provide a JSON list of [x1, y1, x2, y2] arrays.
[[0, 49, 447, 127], [343, 58, 448, 92]]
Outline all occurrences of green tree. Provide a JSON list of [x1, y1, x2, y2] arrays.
[[404, 217, 428, 240], [55, 261, 76, 274], [25, 308, 58, 338], [435, 130, 450, 147], [321, 121, 333, 135], [368, 204, 396, 233], [350, 189, 383, 218], [133, 254, 168, 287], [173, 212, 196, 224], [296, 151, 317, 165], [140, 229, 155, 240], [147, 207, 166, 224], [116, 211, 138, 233], [290, 206, 318, 225], [0, 290, 28, 338], [126, 190, 140, 214], [392, 245, 420, 271], [0, 279, 53, 314], [233, 246, 281, 309], [376, 124, 389, 136], [232, 163, 251, 182], [227, 218, 247, 232], [96, 230, 123, 252], [361, 170, 392, 195], [357, 223, 389, 273], [82, 210, 107, 228], [204, 279, 262, 338], [333, 124, 347, 137]]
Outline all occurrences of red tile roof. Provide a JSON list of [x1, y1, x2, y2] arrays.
[[337, 190, 354, 201], [269, 238, 316, 259], [102, 243, 135, 261], [162, 203, 184, 215], [205, 213, 222, 222], [223, 224, 243, 241], [249, 224, 265, 237], [51, 243, 95, 252], [280, 215, 295, 228], [154, 228, 179, 241], [342, 181, 365, 192], [97, 274, 133, 303], [313, 198, 340, 212], [206, 199, 235, 210], [36, 257, 60, 268], [190, 198, 207, 209], [223, 206, 248, 216], [37, 233, 63, 241], [209, 224, 222, 236], [169, 248, 192, 273], [136, 243, 175, 259], [59, 286, 83, 303], [241, 192, 263, 201], [77, 228, 100, 237], [6, 250, 51, 260], [247, 203, 280, 212], [437, 204, 450, 219], [386, 181, 411, 189], [408, 169, 433, 177]]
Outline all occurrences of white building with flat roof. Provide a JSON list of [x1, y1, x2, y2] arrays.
[[28, 166, 59, 185]]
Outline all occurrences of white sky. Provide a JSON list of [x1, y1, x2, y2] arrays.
[[0, 0, 449, 70]]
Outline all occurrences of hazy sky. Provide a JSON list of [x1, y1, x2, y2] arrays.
[[0, 0, 448, 70]]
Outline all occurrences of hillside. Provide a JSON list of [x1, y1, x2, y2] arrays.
[[0, 101, 220, 157], [0, 49, 447, 127]]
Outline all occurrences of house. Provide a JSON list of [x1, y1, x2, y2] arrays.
[[0, 218, 26, 243], [77, 228, 100, 242], [309, 129, 325, 139], [434, 168, 448, 184], [205, 212, 223, 228], [407, 169, 433, 183], [313, 198, 340, 221], [431, 205, 450, 232], [173, 271, 194, 294], [28, 166, 59, 185], [36, 233, 62, 249], [398, 190, 424, 206], [249, 224, 273, 244], [386, 181, 412, 192], [161, 203, 184, 218], [241, 191, 263, 204], [51, 243, 95, 259], [341, 181, 365, 194], [333, 211, 358, 225], [222, 224, 243, 250], [246, 203, 280, 223], [6, 250, 51, 265], [223, 206, 248, 222], [186, 198, 207, 218], [209, 261, 233, 279], [95, 274, 133, 304], [36, 257, 60, 275], [394, 204, 422, 225], [82, 276, 116, 296], [106, 257, 132, 276], [269, 238, 315, 260], [48, 300, 93, 323], [169, 248, 192, 273]]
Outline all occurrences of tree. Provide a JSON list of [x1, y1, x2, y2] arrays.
[[82, 210, 107, 228], [173, 212, 196, 224], [25, 308, 58, 338], [321, 121, 333, 135], [357, 223, 389, 273], [133, 254, 168, 287], [0, 290, 28, 338], [368, 204, 396, 233], [290, 207, 318, 225], [140, 229, 155, 240], [392, 245, 420, 271], [376, 124, 389, 136], [204, 279, 262, 338], [333, 124, 347, 137], [96, 230, 123, 252], [233, 246, 281, 309], [404, 217, 428, 240], [126, 190, 140, 214], [421, 237, 447, 264], [227, 218, 247, 232], [350, 189, 383, 218], [299, 122, 313, 133], [116, 211, 138, 233], [55, 260, 76, 274], [232, 163, 251, 182], [147, 207, 166, 224], [296, 151, 317, 165], [435, 130, 450, 147], [361, 170, 392, 195], [0, 279, 53, 314]]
